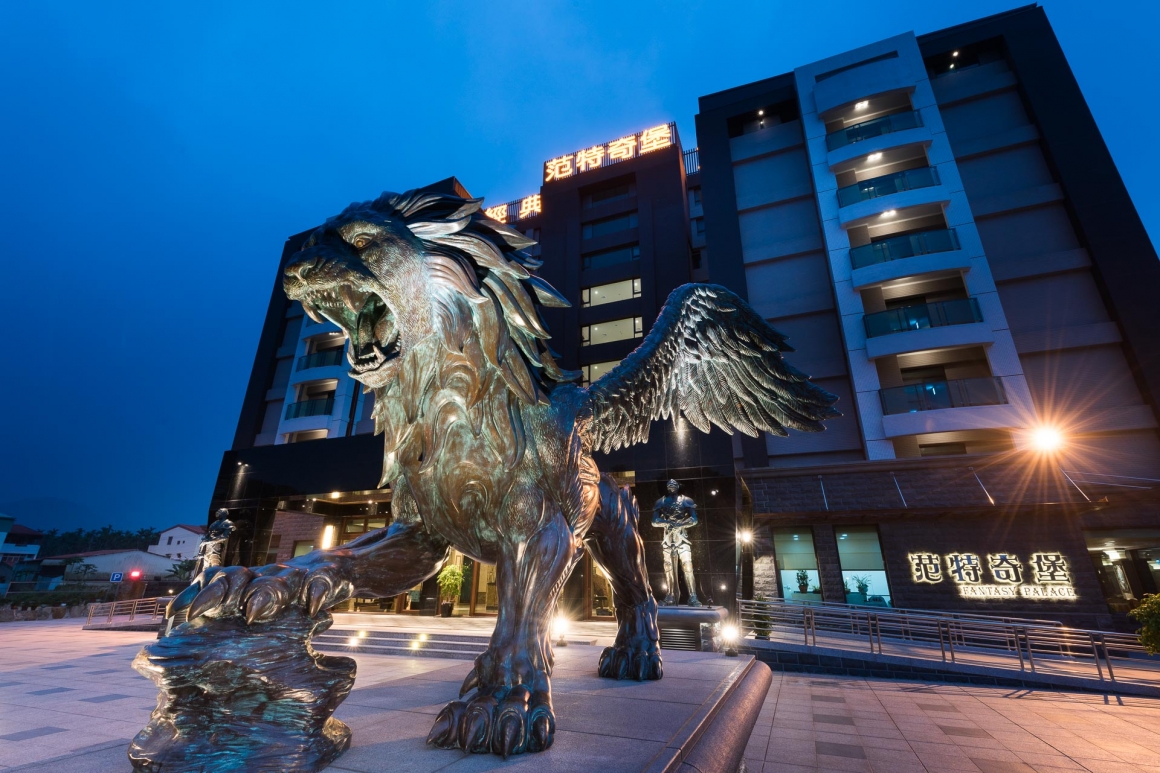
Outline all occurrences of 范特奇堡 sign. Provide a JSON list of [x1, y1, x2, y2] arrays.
[[907, 551, 1077, 600]]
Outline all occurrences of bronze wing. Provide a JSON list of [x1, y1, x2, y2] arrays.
[[584, 283, 840, 453]]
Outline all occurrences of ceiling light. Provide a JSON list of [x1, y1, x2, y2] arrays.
[[840, 533, 848, 540], [867, 152, 882, 162], [949, 64, 955, 70], [1105, 549, 1123, 561], [757, 109, 764, 116], [952, 50, 960, 57], [330, 492, 341, 499], [855, 100, 869, 110]]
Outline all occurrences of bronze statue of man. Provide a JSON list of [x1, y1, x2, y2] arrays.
[[652, 480, 700, 607], [191, 509, 236, 578]]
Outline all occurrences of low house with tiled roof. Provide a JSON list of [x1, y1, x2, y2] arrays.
[[147, 524, 206, 561]]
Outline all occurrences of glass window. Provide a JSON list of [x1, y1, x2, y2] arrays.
[[1084, 529, 1160, 614], [476, 562, 499, 613], [591, 561, 615, 618], [582, 278, 641, 308], [688, 188, 702, 208], [834, 526, 892, 607], [693, 217, 705, 236], [583, 244, 640, 270], [583, 181, 635, 209], [581, 317, 642, 347], [582, 360, 621, 386], [582, 212, 638, 240], [292, 540, 314, 558], [773, 528, 822, 601]]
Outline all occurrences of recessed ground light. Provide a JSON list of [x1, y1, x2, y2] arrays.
[[855, 100, 869, 110], [881, 209, 897, 217], [867, 152, 882, 162], [949, 64, 955, 70]]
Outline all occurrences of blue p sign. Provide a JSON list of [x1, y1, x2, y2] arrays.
[[110, 572, 124, 583]]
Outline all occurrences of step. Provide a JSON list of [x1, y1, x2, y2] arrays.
[[310, 636, 482, 654], [316, 635, 486, 655]]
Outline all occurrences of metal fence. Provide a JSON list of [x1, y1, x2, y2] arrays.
[[85, 596, 169, 625], [684, 148, 700, 175], [737, 597, 1155, 687]]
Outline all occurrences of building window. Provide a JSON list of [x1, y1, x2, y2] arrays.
[[581, 278, 641, 308], [691, 249, 703, 270], [288, 429, 329, 443], [834, 526, 892, 607], [292, 540, 315, 558], [693, 217, 705, 237], [688, 188, 702, 208], [581, 360, 621, 386], [582, 180, 635, 209], [774, 528, 822, 600], [167, 536, 173, 545], [582, 211, 638, 240], [582, 244, 640, 270], [581, 317, 643, 347]]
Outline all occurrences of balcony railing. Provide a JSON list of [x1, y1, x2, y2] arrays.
[[850, 228, 960, 269], [825, 110, 924, 151], [684, 148, 700, 176], [880, 377, 1007, 415], [284, 397, 334, 420], [864, 298, 982, 338], [297, 349, 344, 371], [837, 166, 940, 208]]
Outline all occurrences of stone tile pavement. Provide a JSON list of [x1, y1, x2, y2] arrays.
[[3, 618, 1160, 772]]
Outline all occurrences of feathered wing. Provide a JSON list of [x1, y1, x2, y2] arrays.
[[585, 284, 840, 454]]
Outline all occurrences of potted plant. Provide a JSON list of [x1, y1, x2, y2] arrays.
[[1129, 593, 1160, 655], [436, 565, 463, 618], [847, 575, 870, 605], [795, 569, 810, 593]]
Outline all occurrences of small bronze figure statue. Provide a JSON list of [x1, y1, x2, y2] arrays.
[[652, 480, 701, 607], [191, 508, 236, 578], [142, 185, 838, 769]]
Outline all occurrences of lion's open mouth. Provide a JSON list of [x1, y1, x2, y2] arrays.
[[298, 284, 401, 377]]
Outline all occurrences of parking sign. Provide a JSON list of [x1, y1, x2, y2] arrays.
[[110, 572, 124, 583]]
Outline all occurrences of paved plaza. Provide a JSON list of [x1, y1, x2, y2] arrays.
[[1, 619, 1160, 772]]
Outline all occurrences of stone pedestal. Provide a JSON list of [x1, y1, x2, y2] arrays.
[[129, 609, 355, 773], [657, 606, 729, 651]]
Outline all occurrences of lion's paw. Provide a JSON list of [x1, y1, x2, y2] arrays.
[[425, 686, 554, 757], [598, 642, 663, 681]]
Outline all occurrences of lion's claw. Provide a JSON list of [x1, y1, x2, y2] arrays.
[[428, 689, 552, 756], [173, 562, 350, 625], [598, 643, 662, 681]]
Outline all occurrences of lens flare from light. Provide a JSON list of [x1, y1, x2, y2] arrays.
[[347, 637, 359, 646], [722, 625, 739, 642], [553, 615, 570, 639], [739, 530, 753, 544], [1031, 426, 1064, 453]]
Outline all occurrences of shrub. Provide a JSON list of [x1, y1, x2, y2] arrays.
[[1129, 593, 1160, 655], [437, 565, 464, 605], [752, 594, 772, 639]]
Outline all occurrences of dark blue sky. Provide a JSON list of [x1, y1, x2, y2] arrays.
[[1, 1, 1156, 531]]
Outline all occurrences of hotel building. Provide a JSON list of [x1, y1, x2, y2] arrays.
[[209, 5, 1160, 630]]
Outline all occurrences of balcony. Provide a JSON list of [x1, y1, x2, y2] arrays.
[[284, 397, 334, 420], [826, 110, 923, 151], [880, 377, 1006, 416], [850, 229, 960, 270], [297, 349, 344, 371], [864, 298, 982, 338], [837, 166, 940, 208]]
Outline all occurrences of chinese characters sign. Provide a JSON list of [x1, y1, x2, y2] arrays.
[[907, 551, 1076, 600], [543, 123, 676, 183], [484, 194, 542, 224]]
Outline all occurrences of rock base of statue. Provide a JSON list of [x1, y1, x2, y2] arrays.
[[128, 608, 355, 773]]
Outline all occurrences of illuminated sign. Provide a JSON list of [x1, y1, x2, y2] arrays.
[[484, 194, 542, 224], [907, 551, 1076, 600], [543, 122, 677, 183]]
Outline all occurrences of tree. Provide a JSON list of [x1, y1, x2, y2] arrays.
[[167, 559, 198, 582]]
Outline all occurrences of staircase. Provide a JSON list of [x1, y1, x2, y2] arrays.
[[313, 628, 491, 660]]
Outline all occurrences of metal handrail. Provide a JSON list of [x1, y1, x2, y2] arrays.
[[85, 597, 169, 624], [737, 597, 1156, 686]]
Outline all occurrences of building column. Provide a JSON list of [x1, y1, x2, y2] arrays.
[[812, 524, 846, 603]]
